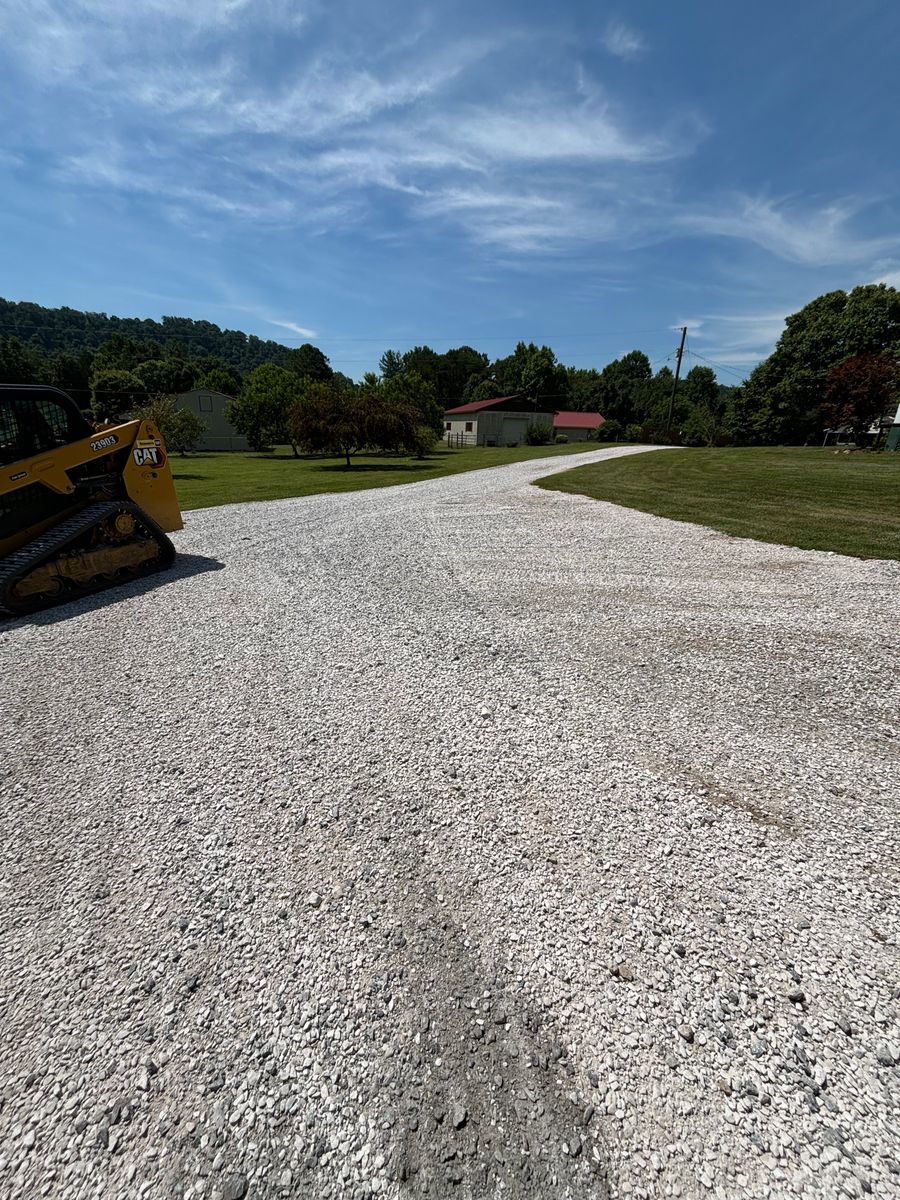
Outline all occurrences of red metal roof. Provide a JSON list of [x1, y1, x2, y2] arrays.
[[553, 411, 605, 429], [444, 395, 524, 415]]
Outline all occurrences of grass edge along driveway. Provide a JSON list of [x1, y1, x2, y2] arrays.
[[536, 446, 900, 561], [172, 442, 609, 511]]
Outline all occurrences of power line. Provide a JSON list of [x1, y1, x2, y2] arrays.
[[684, 348, 749, 382]]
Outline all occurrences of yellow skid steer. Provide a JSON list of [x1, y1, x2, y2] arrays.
[[0, 385, 183, 615]]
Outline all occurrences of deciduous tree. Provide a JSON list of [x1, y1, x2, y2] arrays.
[[227, 363, 304, 454], [823, 352, 899, 442], [133, 394, 206, 454], [741, 284, 900, 442], [285, 343, 333, 382], [90, 368, 144, 424]]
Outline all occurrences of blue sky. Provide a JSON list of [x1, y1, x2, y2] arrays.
[[1, 0, 898, 382]]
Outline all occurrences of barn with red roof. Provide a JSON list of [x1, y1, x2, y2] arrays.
[[443, 395, 604, 446], [552, 411, 606, 441]]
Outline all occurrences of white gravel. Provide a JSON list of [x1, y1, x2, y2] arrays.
[[1, 444, 899, 1200]]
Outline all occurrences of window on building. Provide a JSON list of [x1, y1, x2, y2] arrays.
[[445, 421, 451, 430], [465, 421, 473, 432], [199, 393, 214, 413]]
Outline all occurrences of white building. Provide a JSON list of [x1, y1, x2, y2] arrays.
[[444, 395, 554, 446]]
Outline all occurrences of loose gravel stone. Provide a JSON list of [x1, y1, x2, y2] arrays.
[[1, 446, 898, 1200]]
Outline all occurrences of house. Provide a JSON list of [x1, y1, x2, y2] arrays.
[[443, 395, 555, 446], [176, 390, 250, 451], [553, 411, 605, 442], [823, 400, 900, 449], [885, 399, 900, 451]]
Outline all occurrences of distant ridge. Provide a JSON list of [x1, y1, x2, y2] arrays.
[[0, 297, 292, 373]]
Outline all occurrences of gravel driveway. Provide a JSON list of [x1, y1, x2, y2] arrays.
[[2, 445, 898, 1200]]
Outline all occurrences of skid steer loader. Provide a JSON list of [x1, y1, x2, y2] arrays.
[[0, 384, 183, 616]]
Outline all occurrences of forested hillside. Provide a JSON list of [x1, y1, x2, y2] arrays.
[[0, 298, 291, 372]]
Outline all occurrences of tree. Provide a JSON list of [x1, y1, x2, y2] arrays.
[[0, 336, 47, 384], [47, 349, 94, 404], [438, 346, 490, 406], [379, 349, 405, 379], [195, 366, 242, 396], [285, 343, 333, 382], [596, 350, 653, 426], [331, 371, 356, 393], [289, 381, 371, 467], [466, 378, 504, 403], [133, 356, 199, 396], [380, 371, 443, 439], [133, 394, 206, 455], [823, 352, 899, 442], [227, 363, 304, 454], [741, 284, 900, 443], [90, 368, 145, 424], [679, 367, 729, 446], [516, 343, 569, 408], [290, 377, 437, 467], [92, 333, 159, 374], [567, 367, 604, 412], [402, 345, 441, 390]]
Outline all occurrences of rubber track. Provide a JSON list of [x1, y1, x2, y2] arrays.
[[0, 500, 175, 617]]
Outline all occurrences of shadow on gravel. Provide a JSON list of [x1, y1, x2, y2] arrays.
[[389, 904, 608, 1199], [289, 825, 609, 1200], [4, 553, 225, 627]]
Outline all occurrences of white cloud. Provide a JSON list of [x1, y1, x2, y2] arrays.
[[6, 0, 895, 275], [677, 196, 897, 266], [265, 319, 318, 339], [677, 309, 791, 376], [450, 102, 678, 164], [602, 20, 646, 61]]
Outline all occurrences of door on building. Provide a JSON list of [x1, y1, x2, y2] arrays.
[[501, 418, 529, 444]]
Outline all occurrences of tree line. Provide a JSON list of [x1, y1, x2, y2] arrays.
[[735, 284, 899, 444], [1, 283, 896, 452], [0, 298, 293, 373]]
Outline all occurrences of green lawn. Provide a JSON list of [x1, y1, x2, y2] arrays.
[[537, 447, 900, 560], [172, 442, 598, 511]]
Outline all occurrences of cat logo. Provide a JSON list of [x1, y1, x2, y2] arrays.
[[133, 446, 166, 469]]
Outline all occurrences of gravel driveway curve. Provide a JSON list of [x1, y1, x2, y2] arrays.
[[1, 445, 898, 1200]]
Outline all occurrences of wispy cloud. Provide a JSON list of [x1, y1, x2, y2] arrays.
[[677, 196, 897, 266], [602, 20, 646, 61], [678, 309, 791, 374], [266, 318, 318, 339], [2, 0, 896, 280]]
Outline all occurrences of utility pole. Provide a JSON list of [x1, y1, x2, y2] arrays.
[[666, 326, 688, 434]]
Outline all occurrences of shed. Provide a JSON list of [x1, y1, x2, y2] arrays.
[[176, 390, 249, 452], [444, 395, 554, 446], [553, 411, 605, 442]]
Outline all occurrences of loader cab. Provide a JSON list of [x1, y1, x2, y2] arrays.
[[0, 385, 94, 468]]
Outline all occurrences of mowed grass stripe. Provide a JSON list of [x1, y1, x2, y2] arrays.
[[172, 442, 600, 511], [536, 447, 900, 561]]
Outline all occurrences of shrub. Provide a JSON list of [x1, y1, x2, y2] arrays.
[[595, 419, 623, 442], [525, 421, 553, 445], [133, 393, 206, 454], [554, 433, 569, 444]]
